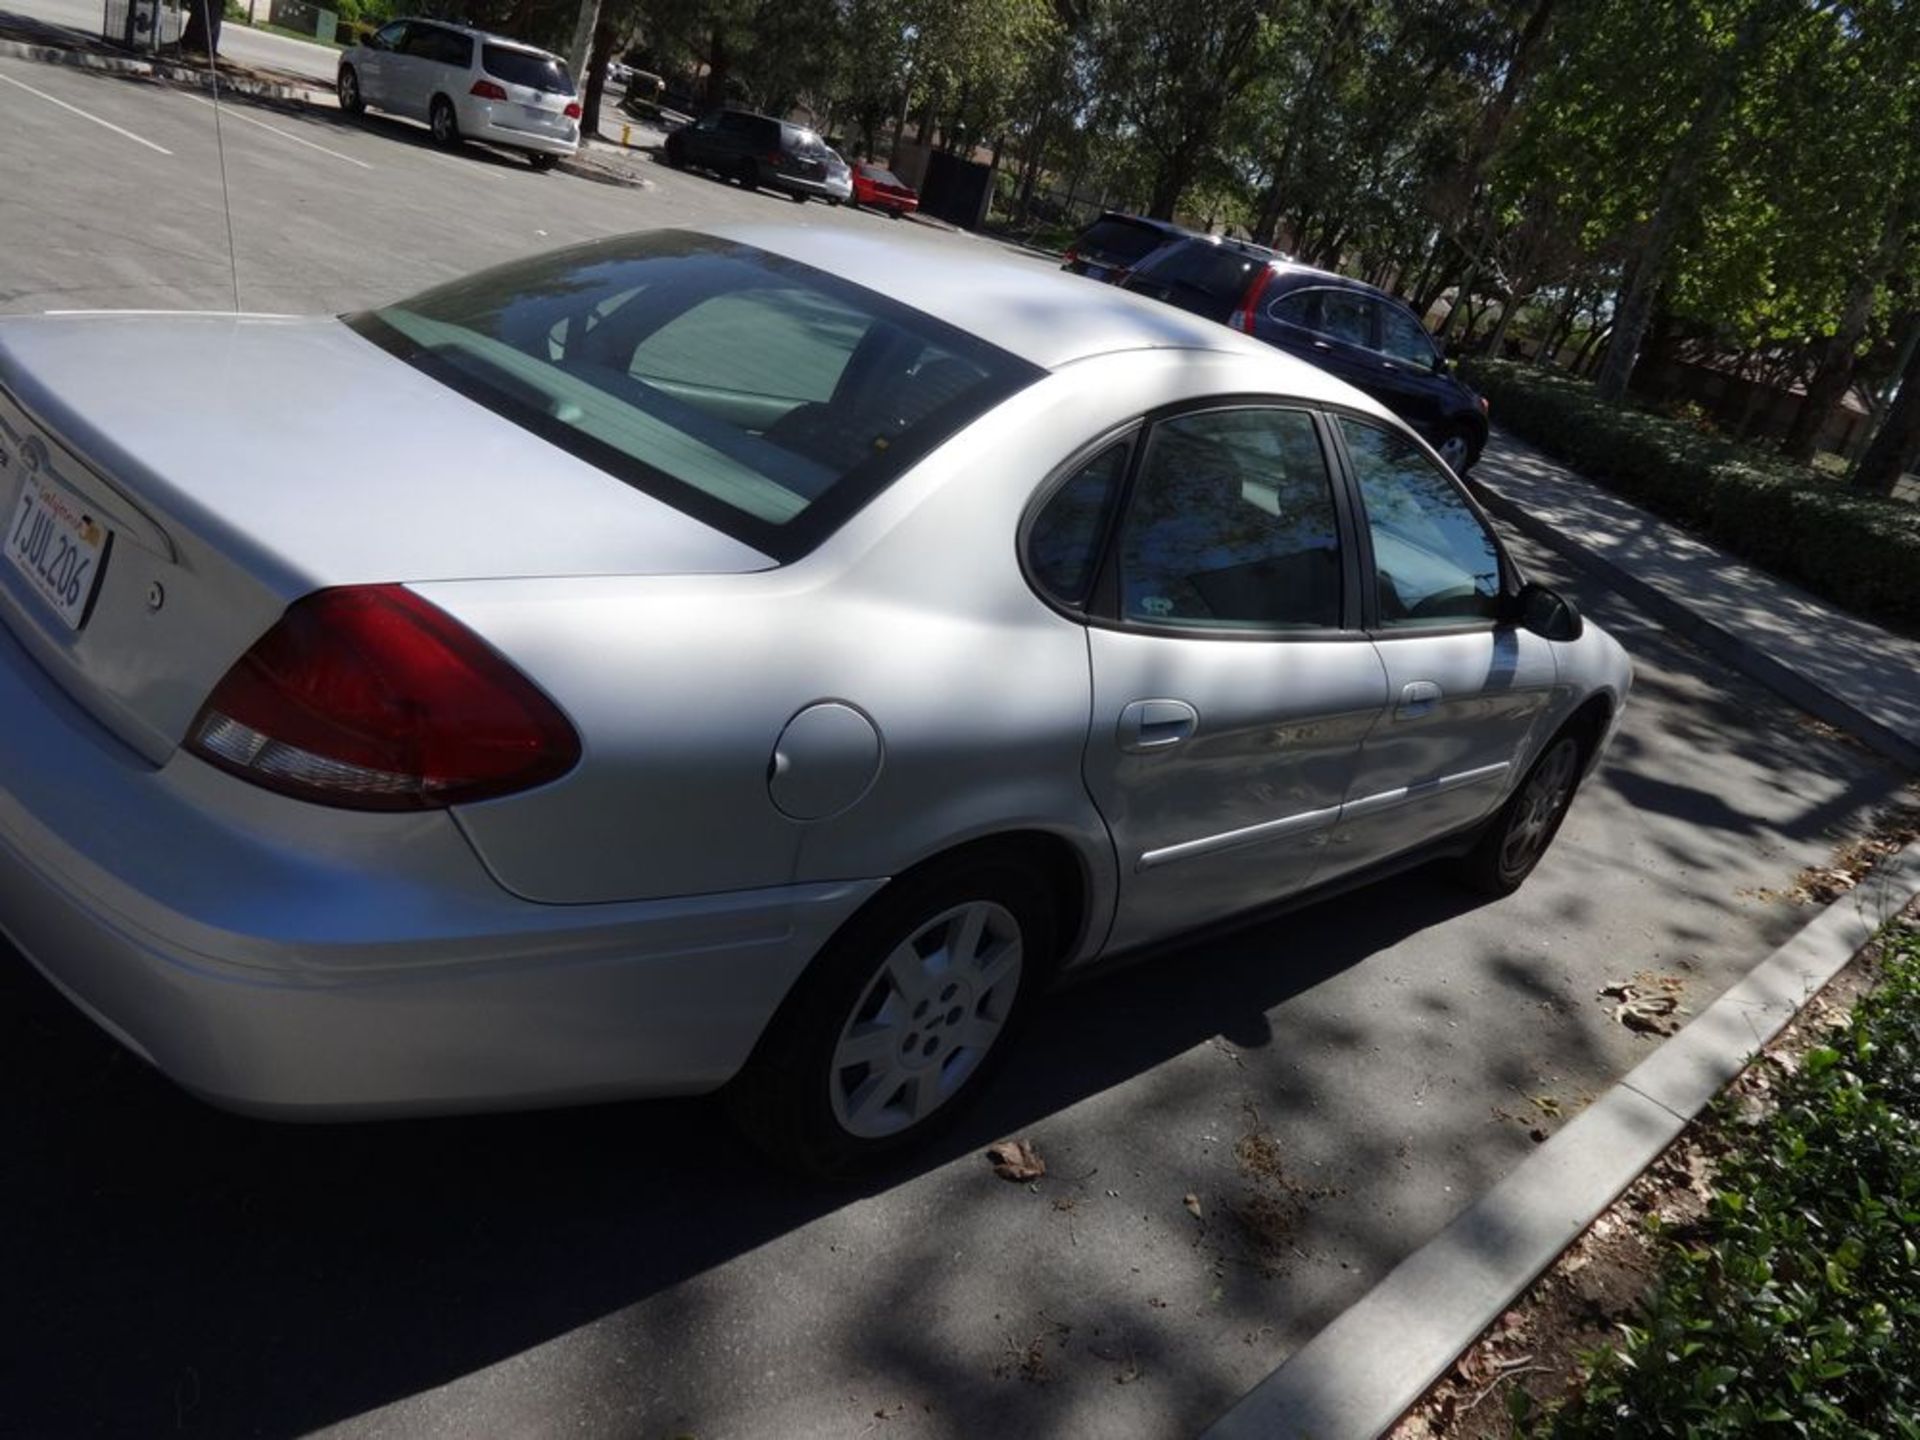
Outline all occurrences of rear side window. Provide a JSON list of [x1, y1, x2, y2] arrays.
[[482, 45, 572, 93], [1118, 408, 1341, 631], [348, 231, 1038, 561], [1027, 442, 1129, 608], [1073, 219, 1170, 267], [1341, 418, 1502, 627], [1319, 291, 1374, 347], [1377, 303, 1438, 367], [1127, 245, 1265, 323], [1269, 290, 1318, 328]]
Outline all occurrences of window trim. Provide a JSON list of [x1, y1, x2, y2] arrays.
[[1272, 285, 1380, 352], [1076, 398, 1367, 643], [1016, 423, 1141, 622], [1372, 296, 1442, 371], [1323, 405, 1519, 637]]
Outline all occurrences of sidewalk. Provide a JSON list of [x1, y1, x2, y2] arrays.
[[1472, 426, 1920, 771]]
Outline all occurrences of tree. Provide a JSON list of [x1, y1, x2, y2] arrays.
[[1853, 315, 1920, 495]]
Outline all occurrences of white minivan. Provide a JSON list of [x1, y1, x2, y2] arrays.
[[338, 19, 580, 169]]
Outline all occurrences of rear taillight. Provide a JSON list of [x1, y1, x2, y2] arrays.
[[470, 79, 508, 100], [1479, 395, 1491, 414], [187, 586, 579, 811], [1062, 248, 1079, 265], [564, 100, 582, 119], [1230, 265, 1277, 333]]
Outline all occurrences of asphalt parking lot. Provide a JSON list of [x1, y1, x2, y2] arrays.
[[0, 54, 1908, 1439]]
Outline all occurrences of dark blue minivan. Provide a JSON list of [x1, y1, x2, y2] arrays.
[[1119, 236, 1489, 473]]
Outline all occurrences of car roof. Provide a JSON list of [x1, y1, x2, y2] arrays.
[[692, 224, 1386, 396], [399, 17, 558, 55], [1261, 261, 1416, 309], [1085, 211, 1190, 239]]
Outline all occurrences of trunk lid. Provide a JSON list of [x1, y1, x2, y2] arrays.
[[0, 313, 766, 762]]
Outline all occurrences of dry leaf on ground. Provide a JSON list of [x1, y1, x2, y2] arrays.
[[986, 1138, 1046, 1182], [1183, 1192, 1204, 1219], [1599, 980, 1684, 1036]]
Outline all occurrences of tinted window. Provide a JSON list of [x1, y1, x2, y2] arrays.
[[1269, 290, 1317, 328], [1126, 246, 1266, 323], [372, 19, 406, 48], [1073, 218, 1171, 267], [1342, 418, 1501, 627], [1319, 291, 1373, 347], [1119, 409, 1340, 630], [1027, 442, 1128, 607], [482, 45, 573, 93], [348, 231, 1038, 560], [1377, 303, 1438, 367]]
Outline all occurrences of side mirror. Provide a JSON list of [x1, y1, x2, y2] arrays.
[[1515, 582, 1583, 642]]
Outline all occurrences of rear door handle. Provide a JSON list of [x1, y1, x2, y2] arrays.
[[1118, 698, 1198, 753], [1397, 680, 1442, 719]]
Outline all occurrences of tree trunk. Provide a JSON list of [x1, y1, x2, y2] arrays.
[[1853, 315, 1920, 496], [578, 16, 618, 140], [181, 0, 221, 55], [1571, 321, 1611, 376], [1781, 203, 1907, 461], [1536, 286, 1581, 367], [704, 28, 730, 110], [1595, 7, 1776, 403], [1433, 257, 1479, 344], [1147, 133, 1203, 219]]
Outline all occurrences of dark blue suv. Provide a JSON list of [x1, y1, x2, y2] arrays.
[[1120, 237, 1489, 472]]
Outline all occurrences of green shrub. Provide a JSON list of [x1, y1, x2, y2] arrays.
[[1529, 921, 1920, 1438], [1461, 359, 1920, 636]]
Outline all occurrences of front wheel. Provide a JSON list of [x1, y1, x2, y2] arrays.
[[728, 855, 1055, 1176], [1434, 427, 1477, 475], [1454, 732, 1585, 895], [336, 65, 363, 116]]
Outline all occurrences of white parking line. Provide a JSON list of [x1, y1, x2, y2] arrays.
[[179, 92, 374, 169], [0, 71, 173, 155]]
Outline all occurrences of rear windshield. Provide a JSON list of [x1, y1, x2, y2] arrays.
[[346, 232, 1039, 561], [1073, 217, 1171, 266], [482, 44, 573, 94], [861, 166, 905, 187], [1125, 244, 1268, 322]]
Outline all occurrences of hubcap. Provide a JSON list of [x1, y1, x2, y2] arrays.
[[340, 72, 355, 105], [828, 899, 1024, 1139], [1437, 434, 1470, 472], [1500, 738, 1579, 877], [433, 106, 452, 141]]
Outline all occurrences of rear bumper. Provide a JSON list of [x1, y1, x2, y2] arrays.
[[0, 619, 880, 1117], [456, 97, 579, 156], [768, 170, 849, 200]]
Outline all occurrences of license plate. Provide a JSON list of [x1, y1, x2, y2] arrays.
[[7, 477, 111, 630]]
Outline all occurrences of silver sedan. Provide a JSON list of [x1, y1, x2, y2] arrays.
[[0, 226, 1630, 1173]]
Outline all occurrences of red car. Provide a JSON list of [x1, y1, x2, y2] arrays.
[[851, 163, 918, 218]]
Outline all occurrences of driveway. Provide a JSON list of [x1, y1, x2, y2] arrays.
[[0, 54, 1905, 1439]]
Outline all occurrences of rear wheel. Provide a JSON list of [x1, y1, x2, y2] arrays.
[[1435, 427, 1476, 475], [732, 158, 757, 189], [790, 190, 808, 204], [336, 65, 363, 116], [429, 96, 459, 149], [1455, 731, 1585, 896], [528, 151, 560, 171], [728, 854, 1055, 1177]]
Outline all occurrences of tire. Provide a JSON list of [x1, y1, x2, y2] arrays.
[[791, 190, 808, 204], [733, 159, 757, 189], [528, 152, 560, 172], [727, 852, 1057, 1177], [336, 65, 363, 117], [663, 137, 685, 168], [1454, 730, 1587, 896], [429, 96, 460, 149], [888, 209, 904, 220], [1434, 426, 1477, 475]]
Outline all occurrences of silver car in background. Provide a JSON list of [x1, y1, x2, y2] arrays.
[[0, 227, 1629, 1174], [337, 18, 580, 169]]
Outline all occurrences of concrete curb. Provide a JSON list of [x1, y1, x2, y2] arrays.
[[1198, 842, 1920, 1440], [0, 36, 324, 103], [1468, 467, 1920, 773]]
